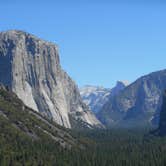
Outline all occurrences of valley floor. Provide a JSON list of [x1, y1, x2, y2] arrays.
[[1, 127, 166, 166]]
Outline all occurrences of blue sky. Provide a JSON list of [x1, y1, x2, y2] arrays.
[[0, 0, 166, 88]]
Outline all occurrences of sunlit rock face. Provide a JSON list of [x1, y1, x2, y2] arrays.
[[0, 30, 103, 129]]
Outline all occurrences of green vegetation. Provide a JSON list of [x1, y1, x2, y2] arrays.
[[0, 87, 166, 166], [0, 87, 78, 165], [72, 129, 166, 166], [1, 126, 166, 166]]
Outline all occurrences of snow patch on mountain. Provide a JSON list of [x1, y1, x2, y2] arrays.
[[80, 81, 129, 113]]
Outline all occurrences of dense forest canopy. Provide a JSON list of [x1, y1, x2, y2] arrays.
[[1, 127, 166, 166]]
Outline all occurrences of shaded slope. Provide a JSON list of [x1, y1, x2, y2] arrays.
[[154, 90, 166, 136], [0, 86, 77, 148]]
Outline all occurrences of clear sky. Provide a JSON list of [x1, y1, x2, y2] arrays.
[[0, 0, 166, 88]]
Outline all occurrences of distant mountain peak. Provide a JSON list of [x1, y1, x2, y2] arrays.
[[116, 80, 130, 87], [80, 81, 128, 114]]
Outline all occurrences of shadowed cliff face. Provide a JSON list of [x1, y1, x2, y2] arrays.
[[0, 38, 15, 87], [158, 90, 166, 136], [98, 70, 166, 128], [0, 30, 102, 129]]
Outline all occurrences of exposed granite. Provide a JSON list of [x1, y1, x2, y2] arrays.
[[0, 30, 103, 129]]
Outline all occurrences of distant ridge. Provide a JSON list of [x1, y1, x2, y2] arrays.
[[80, 81, 128, 113], [98, 69, 166, 128]]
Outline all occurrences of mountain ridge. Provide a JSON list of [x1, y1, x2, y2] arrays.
[[98, 69, 166, 128]]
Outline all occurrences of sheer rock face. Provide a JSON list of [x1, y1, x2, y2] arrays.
[[99, 70, 166, 128], [0, 30, 102, 129]]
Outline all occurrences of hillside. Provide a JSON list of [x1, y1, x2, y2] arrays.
[[155, 90, 166, 136], [0, 85, 82, 165], [1, 86, 166, 166]]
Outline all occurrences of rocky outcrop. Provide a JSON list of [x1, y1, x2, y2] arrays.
[[0, 30, 102, 129], [98, 70, 166, 128], [110, 81, 129, 97]]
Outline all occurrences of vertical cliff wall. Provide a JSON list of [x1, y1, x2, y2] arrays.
[[0, 30, 102, 129]]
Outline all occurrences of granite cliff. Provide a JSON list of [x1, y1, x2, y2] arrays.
[[0, 30, 102, 129]]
